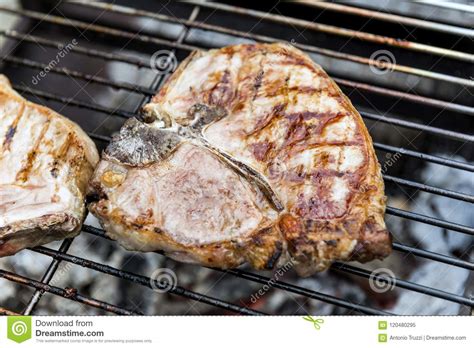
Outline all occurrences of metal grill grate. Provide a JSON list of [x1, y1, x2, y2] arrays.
[[0, 0, 472, 316]]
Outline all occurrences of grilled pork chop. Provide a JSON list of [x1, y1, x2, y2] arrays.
[[88, 43, 391, 276], [0, 75, 99, 256]]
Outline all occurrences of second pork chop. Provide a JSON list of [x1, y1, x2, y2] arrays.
[[0, 75, 99, 256]]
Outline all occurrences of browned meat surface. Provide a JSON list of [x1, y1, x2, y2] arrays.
[[88, 43, 391, 276], [0, 75, 99, 256]]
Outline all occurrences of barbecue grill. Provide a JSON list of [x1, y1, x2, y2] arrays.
[[0, 0, 472, 316]]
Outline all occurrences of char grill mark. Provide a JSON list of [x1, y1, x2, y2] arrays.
[[251, 141, 273, 162], [50, 132, 73, 178], [16, 118, 51, 182], [208, 69, 233, 107], [253, 69, 264, 96], [1, 102, 24, 154], [254, 99, 287, 126], [4, 126, 16, 145]]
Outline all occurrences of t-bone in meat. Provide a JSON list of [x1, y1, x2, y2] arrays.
[[88, 43, 391, 276], [0, 75, 99, 257]]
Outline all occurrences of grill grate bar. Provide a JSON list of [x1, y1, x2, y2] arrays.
[[31, 245, 263, 315], [359, 111, 473, 142], [392, 243, 473, 270], [1, 56, 156, 95], [294, 0, 474, 37], [1, 5, 473, 87], [178, 8, 473, 86], [332, 78, 473, 117], [23, 238, 74, 315], [373, 143, 473, 172], [114, 2, 472, 86], [2, 29, 472, 117], [0, 30, 152, 67], [74, 0, 474, 64], [332, 263, 474, 307], [184, 1, 473, 62], [0, 6, 199, 52], [383, 174, 474, 203], [385, 206, 474, 236], [0, 268, 141, 315], [13, 84, 137, 118]]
